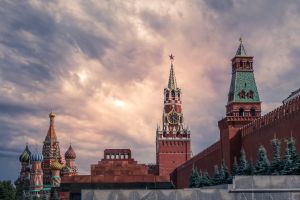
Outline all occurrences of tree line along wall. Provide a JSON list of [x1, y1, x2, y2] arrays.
[[241, 95, 300, 164], [171, 141, 221, 188], [171, 95, 300, 189]]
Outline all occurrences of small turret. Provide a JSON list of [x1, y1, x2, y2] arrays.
[[30, 151, 44, 198], [62, 145, 78, 176]]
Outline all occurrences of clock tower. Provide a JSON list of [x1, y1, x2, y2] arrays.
[[156, 55, 191, 177]]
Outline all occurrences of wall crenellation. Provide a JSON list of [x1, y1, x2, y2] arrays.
[[240, 95, 300, 137]]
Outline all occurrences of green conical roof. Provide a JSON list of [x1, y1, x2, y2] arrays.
[[235, 38, 247, 56]]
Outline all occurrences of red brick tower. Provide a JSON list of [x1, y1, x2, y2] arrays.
[[156, 54, 191, 177], [218, 38, 261, 169]]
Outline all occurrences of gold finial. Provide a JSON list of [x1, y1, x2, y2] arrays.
[[169, 54, 175, 63], [49, 111, 56, 118]]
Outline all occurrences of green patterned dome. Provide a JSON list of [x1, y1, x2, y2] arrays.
[[19, 145, 31, 163], [51, 160, 63, 170]]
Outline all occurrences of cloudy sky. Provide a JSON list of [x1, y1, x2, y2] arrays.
[[0, 0, 300, 181]]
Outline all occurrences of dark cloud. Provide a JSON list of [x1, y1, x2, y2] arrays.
[[204, 0, 233, 12], [0, 0, 299, 182]]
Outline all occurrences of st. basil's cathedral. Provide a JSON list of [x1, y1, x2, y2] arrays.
[[16, 112, 78, 199], [15, 39, 300, 199]]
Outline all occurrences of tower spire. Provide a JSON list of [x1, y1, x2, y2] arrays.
[[47, 112, 57, 139], [235, 37, 247, 56], [168, 54, 177, 90]]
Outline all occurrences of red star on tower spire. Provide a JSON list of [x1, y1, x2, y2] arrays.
[[169, 54, 175, 62]]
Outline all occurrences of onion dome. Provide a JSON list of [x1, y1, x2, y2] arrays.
[[65, 145, 76, 159], [19, 145, 31, 163], [30, 152, 43, 162], [51, 160, 63, 170]]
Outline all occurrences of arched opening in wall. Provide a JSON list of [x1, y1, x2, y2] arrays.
[[240, 61, 243, 68], [247, 90, 254, 99], [239, 90, 246, 98], [239, 108, 245, 116], [178, 93, 180, 100], [246, 61, 250, 69], [171, 90, 175, 100], [250, 108, 256, 116], [166, 92, 169, 99]]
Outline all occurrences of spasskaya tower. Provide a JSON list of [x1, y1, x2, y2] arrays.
[[156, 54, 191, 177]]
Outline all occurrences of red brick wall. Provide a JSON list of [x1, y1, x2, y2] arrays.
[[171, 96, 300, 189], [158, 140, 191, 177], [171, 141, 221, 188], [241, 96, 300, 163]]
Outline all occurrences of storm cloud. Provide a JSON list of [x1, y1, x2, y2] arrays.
[[0, 0, 299, 181]]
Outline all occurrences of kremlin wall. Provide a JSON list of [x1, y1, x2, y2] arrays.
[[16, 40, 300, 199]]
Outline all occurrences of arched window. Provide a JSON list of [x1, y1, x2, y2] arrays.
[[171, 90, 175, 100], [239, 90, 246, 98], [250, 108, 256, 116], [239, 108, 244, 116], [246, 61, 250, 69], [166, 92, 169, 99], [240, 61, 243, 68], [247, 90, 254, 99]]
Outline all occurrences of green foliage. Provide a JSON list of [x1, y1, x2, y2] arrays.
[[238, 148, 248, 175], [281, 144, 294, 175], [0, 180, 16, 200], [189, 166, 199, 188], [255, 145, 270, 175], [270, 138, 282, 175], [201, 171, 211, 186], [232, 157, 239, 176], [212, 165, 221, 185], [246, 162, 255, 175]]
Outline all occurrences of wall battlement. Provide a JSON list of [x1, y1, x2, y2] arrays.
[[240, 95, 300, 137]]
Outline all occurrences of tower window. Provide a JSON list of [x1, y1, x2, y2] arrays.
[[239, 108, 244, 116], [247, 90, 254, 99], [239, 90, 246, 98], [250, 108, 256, 116], [171, 90, 175, 99]]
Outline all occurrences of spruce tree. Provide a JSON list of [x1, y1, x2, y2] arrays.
[[246, 162, 255, 175], [238, 148, 248, 175], [288, 137, 298, 174], [213, 165, 221, 185], [255, 145, 270, 175], [189, 166, 199, 188], [232, 156, 239, 176], [198, 170, 204, 187], [221, 161, 232, 183], [202, 171, 211, 186], [270, 137, 282, 175], [281, 142, 293, 175]]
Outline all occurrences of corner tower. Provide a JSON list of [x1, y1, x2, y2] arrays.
[[218, 39, 261, 170], [156, 54, 191, 177]]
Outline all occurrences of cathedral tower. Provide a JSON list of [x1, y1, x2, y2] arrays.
[[156, 54, 191, 177], [218, 39, 261, 169], [42, 112, 61, 188]]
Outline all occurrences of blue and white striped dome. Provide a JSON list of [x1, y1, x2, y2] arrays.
[[30, 152, 43, 162]]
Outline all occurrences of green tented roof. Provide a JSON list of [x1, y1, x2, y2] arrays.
[[228, 71, 260, 103]]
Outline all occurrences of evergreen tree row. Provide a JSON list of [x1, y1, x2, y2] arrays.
[[189, 137, 300, 188]]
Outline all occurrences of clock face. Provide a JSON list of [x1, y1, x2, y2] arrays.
[[168, 112, 179, 124]]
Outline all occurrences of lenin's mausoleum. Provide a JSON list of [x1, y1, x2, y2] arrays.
[[16, 40, 300, 199]]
